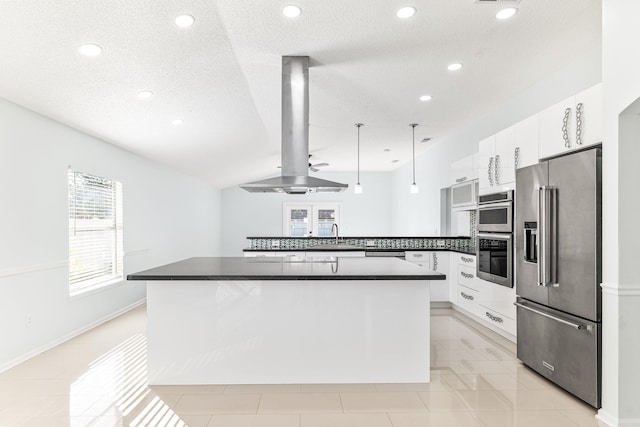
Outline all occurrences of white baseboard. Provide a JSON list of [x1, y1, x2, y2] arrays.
[[0, 298, 146, 374], [597, 409, 640, 427]]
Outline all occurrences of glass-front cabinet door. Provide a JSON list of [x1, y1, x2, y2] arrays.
[[284, 203, 341, 237]]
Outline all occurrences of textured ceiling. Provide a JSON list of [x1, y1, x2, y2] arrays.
[[0, 0, 601, 188]]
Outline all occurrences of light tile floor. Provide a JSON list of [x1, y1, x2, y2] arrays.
[[0, 306, 604, 427]]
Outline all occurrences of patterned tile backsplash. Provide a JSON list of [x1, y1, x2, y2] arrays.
[[248, 235, 474, 251], [249, 211, 478, 252]]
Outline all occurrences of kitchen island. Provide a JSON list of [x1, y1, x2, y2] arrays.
[[127, 256, 445, 385]]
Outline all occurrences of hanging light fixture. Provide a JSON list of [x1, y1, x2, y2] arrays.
[[410, 123, 419, 194], [354, 123, 363, 194]]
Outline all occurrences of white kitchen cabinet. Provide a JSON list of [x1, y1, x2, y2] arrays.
[[478, 279, 516, 321], [494, 127, 516, 189], [514, 115, 539, 169], [451, 253, 479, 311], [478, 114, 541, 195], [449, 155, 475, 186], [405, 251, 431, 268], [406, 251, 449, 302], [431, 251, 449, 302], [456, 284, 481, 317], [244, 251, 302, 257], [538, 83, 602, 159], [478, 135, 495, 194]]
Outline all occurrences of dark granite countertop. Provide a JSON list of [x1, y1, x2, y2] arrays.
[[127, 257, 446, 281], [247, 236, 472, 239], [243, 247, 477, 255]]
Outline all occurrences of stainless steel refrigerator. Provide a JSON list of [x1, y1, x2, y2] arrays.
[[515, 146, 602, 408]]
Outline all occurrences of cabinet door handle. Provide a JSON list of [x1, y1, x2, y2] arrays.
[[494, 154, 500, 185], [488, 157, 494, 186], [575, 102, 583, 146], [514, 147, 520, 169], [460, 256, 474, 263], [461, 271, 474, 279], [485, 311, 504, 323], [413, 253, 423, 258], [562, 107, 571, 148], [433, 253, 438, 271], [456, 176, 467, 183], [460, 291, 474, 301]]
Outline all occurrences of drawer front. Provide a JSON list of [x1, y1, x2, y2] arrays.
[[405, 251, 431, 265], [516, 300, 600, 408], [456, 284, 480, 315], [480, 305, 515, 336], [477, 278, 517, 319], [457, 253, 476, 268], [457, 265, 477, 289], [244, 251, 274, 257]]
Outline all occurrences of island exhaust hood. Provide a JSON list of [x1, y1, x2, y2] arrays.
[[240, 56, 348, 194]]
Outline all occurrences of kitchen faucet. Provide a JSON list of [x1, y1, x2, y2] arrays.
[[331, 223, 339, 244]]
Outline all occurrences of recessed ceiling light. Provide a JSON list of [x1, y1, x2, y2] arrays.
[[78, 44, 102, 57], [396, 6, 417, 19], [138, 91, 153, 99], [171, 119, 184, 126], [175, 14, 195, 27], [496, 7, 517, 20], [419, 95, 432, 102], [282, 5, 302, 18], [448, 63, 463, 71]]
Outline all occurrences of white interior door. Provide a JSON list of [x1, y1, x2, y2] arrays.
[[284, 203, 341, 237], [284, 204, 312, 237], [313, 205, 340, 237]]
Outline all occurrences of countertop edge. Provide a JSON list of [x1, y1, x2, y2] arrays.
[[127, 274, 446, 281], [243, 248, 476, 255]]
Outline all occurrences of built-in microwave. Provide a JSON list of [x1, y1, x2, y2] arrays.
[[451, 180, 478, 210], [477, 232, 513, 288], [477, 190, 513, 233]]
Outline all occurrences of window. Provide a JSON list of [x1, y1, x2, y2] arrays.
[[283, 202, 341, 237], [68, 169, 123, 296]]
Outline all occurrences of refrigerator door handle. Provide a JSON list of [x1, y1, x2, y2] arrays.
[[537, 186, 558, 287], [514, 302, 587, 330]]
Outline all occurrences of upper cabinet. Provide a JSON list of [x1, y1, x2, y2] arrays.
[[478, 115, 541, 196], [449, 154, 477, 186], [513, 115, 539, 170], [538, 83, 602, 159], [478, 135, 496, 194]]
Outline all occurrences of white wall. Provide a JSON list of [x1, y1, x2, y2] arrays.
[[390, 46, 602, 235], [599, 1, 640, 425], [220, 172, 393, 255], [0, 98, 222, 371]]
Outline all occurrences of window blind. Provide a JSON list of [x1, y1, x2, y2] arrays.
[[68, 169, 123, 295]]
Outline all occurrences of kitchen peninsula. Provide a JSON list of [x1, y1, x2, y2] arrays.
[[127, 256, 444, 385]]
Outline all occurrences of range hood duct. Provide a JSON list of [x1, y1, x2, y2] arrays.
[[240, 56, 348, 194]]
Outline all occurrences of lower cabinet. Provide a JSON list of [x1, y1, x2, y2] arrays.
[[406, 251, 449, 302], [449, 253, 517, 339]]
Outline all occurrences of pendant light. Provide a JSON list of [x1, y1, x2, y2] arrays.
[[410, 123, 419, 194], [354, 123, 363, 194]]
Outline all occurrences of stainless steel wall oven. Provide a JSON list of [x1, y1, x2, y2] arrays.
[[477, 191, 513, 288]]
